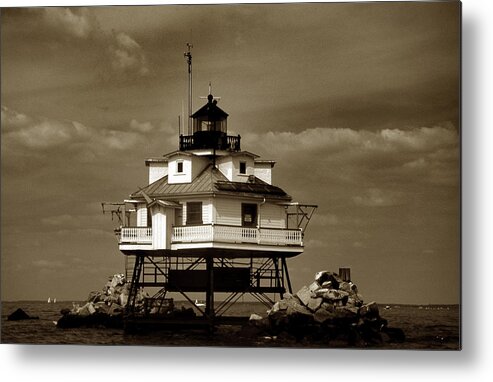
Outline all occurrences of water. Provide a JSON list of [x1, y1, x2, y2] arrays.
[[1, 301, 460, 349]]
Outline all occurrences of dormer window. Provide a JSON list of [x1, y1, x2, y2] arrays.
[[239, 161, 246, 175], [177, 161, 184, 174]]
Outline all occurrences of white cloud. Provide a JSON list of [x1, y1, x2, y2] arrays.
[[115, 32, 141, 50], [3, 113, 89, 149], [244, 123, 459, 189], [109, 32, 149, 77], [43, 8, 93, 39], [1, 106, 29, 130], [130, 119, 154, 133], [38, 9, 150, 78], [1, 106, 146, 155], [379, 123, 458, 152], [247, 124, 458, 157]]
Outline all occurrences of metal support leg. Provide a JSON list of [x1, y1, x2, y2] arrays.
[[205, 257, 214, 323], [273, 257, 284, 299], [281, 257, 293, 294], [125, 255, 143, 316]]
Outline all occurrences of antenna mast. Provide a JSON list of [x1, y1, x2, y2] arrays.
[[184, 42, 193, 135]]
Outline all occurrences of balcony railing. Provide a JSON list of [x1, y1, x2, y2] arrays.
[[120, 227, 152, 244], [179, 134, 241, 151], [172, 224, 303, 246], [119, 224, 303, 247]]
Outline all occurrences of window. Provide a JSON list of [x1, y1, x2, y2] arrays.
[[186, 202, 203, 225], [241, 203, 257, 227], [239, 161, 247, 175], [177, 161, 184, 174]]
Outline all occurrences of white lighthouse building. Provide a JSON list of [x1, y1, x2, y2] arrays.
[[119, 93, 306, 258], [105, 53, 316, 329]]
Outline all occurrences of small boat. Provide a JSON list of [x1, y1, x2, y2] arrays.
[[194, 299, 205, 307]]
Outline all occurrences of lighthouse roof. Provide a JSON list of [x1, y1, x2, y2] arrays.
[[191, 95, 228, 120], [131, 164, 290, 200]]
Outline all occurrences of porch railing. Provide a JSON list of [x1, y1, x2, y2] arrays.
[[120, 225, 303, 246], [172, 224, 303, 246], [120, 227, 152, 244]]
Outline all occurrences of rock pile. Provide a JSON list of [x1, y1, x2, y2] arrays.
[[56, 273, 147, 328], [246, 270, 405, 346], [56, 273, 196, 329]]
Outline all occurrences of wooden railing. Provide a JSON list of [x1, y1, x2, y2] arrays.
[[172, 224, 303, 246], [120, 225, 303, 246], [173, 224, 213, 242], [120, 227, 152, 244]]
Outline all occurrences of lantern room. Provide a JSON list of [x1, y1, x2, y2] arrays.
[[179, 94, 241, 152]]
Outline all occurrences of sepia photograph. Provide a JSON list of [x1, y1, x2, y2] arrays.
[[1, 1, 460, 350]]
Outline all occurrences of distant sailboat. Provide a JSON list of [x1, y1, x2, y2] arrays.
[[47, 297, 51, 303], [53, 298, 57, 303]]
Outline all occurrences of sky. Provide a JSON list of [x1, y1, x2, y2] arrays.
[[1, 2, 460, 304]]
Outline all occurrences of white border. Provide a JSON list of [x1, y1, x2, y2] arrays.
[[2, 0, 492, 381]]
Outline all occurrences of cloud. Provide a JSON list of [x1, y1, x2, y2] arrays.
[[353, 188, 404, 207], [244, 123, 458, 189], [34, 9, 150, 78], [99, 129, 142, 150], [109, 32, 149, 77], [130, 119, 154, 133], [246, 123, 457, 157], [1, 106, 91, 149], [1, 106, 29, 130], [1, 106, 147, 154], [43, 8, 94, 39]]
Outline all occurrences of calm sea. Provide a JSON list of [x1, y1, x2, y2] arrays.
[[1, 301, 460, 349]]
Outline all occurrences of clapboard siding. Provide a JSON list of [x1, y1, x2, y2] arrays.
[[137, 204, 148, 227], [260, 203, 285, 228], [148, 164, 168, 184], [215, 198, 242, 226], [203, 199, 212, 224]]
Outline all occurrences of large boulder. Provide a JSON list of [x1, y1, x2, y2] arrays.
[[323, 289, 349, 306], [306, 297, 323, 312], [313, 305, 335, 323], [359, 301, 379, 319], [77, 302, 96, 316], [314, 271, 341, 290], [295, 285, 312, 307]]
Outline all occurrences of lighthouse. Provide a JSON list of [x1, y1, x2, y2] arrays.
[[106, 47, 317, 330]]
